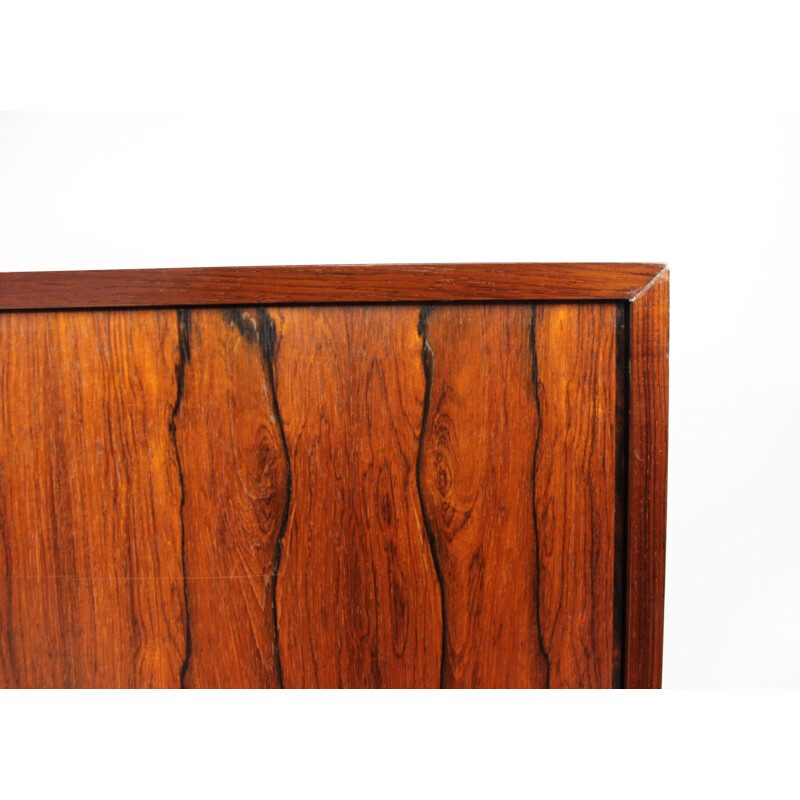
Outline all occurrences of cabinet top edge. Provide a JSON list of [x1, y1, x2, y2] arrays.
[[0, 262, 668, 310]]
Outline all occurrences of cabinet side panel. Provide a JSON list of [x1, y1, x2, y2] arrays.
[[271, 306, 442, 688], [626, 273, 669, 688], [0, 310, 186, 688]]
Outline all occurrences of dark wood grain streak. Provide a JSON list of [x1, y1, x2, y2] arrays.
[[173, 308, 289, 688], [418, 304, 617, 688], [0, 263, 665, 310], [625, 271, 669, 688], [533, 304, 617, 688], [0, 310, 186, 688], [271, 306, 441, 688], [419, 304, 550, 688]]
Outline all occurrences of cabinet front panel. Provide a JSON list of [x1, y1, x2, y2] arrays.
[[0, 303, 619, 688]]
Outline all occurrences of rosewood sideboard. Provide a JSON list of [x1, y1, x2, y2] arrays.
[[0, 263, 668, 688]]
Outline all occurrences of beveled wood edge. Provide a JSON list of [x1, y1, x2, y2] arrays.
[[0, 262, 666, 310], [624, 268, 669, 688]]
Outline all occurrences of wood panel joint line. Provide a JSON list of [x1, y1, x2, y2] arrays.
[[629, 265, 669, 301], [612, 302, 630, 689]]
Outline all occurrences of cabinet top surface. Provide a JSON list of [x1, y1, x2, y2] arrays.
[[0, 262, 668, 310]]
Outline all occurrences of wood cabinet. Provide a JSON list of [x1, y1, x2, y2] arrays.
[[0, 263, 668, 688]]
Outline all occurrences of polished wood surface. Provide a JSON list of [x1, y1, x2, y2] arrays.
[[174, 308, 288, 688], [625, 271, 669, 688], [533, 304, 616, 687], [0, 265, 668, 688], [419, 305, 550, 688], [272, 306, 441, 688], [0, 263, 664, 309], [0, 310, 185, 688]]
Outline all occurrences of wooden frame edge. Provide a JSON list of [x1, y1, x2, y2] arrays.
[[0, 262, 665, 310], [624, 268, 669, 688]]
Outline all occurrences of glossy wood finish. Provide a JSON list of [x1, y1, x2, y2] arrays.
[[0, 310, 185, 688], [173, 308, 288, 688], [533, 304, 617, 687], [419, 305, 550, 688], [625, 271, 669, 688], [0, 264, 668, 688], [417, 304, 617, 687], [0, 263, 664, 309], [271, 306, 441, 688]]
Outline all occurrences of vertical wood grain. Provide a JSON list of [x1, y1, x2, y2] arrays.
[[419, 303, 616, 688], [271, 306, 442, 688], [419, 304, 550, 688], [0, 310, 185, 688], [1, 297, 635, 689], [533, 304, 617, 688], [173, 308, 289, 688], [626, 272, 669, 688]]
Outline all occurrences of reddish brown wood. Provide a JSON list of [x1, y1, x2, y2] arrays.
[[419, 305, 550, 687], [271, 306, 442, 688], [533, 304, 617, 688], [625, 271, 669, 688], [0, 310, 185, 688], [174, 308, 289, 688], [417, 304, 616, 688], [612, 304, 630, 687], [0, 263, 664, 309]]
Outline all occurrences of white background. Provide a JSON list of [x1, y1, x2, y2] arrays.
[[1, 1, 798, 796]]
